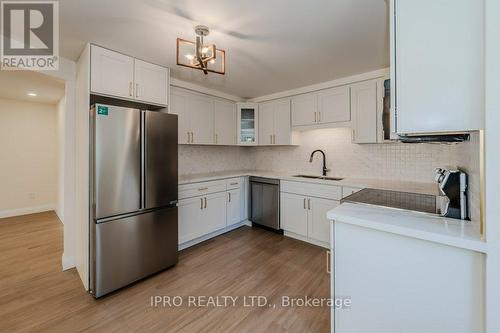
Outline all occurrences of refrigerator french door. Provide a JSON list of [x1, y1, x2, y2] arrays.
[[90, 104, 178, 298]]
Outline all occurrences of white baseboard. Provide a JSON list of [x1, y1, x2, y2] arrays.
[[62, 253, 76, 271], [284, 230, 329, 249], [0, 204, 56, 219], [179, 220, 251, 251]]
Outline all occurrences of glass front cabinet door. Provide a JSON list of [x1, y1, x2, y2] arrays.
[[237, 103, 259, 145]]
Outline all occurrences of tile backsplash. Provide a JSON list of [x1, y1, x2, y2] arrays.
[[179, 128, 481, 221]]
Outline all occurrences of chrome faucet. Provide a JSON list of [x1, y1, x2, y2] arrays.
[[309, 150, 330, 176]]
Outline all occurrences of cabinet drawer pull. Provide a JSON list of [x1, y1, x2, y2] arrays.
[[198, 187, 208, 191], [326, 250, 331, 274], [200, 198, 203, 210], [204, 197, 207, 209], [230, 182, 238, 186]]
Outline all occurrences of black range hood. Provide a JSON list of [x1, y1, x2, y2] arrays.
[[398, 133, 470, 143]]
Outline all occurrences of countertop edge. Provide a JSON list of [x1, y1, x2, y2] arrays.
[[328, 209, 487, 254], [179, 170, 439, 195]]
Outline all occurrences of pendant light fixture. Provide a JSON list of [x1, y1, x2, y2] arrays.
[[176, 25, 226, 75]]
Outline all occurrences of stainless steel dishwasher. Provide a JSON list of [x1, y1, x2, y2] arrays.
[[249, 177, 281, 231]]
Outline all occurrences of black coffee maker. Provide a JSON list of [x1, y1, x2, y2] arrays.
[[435, 168, 469, 220]]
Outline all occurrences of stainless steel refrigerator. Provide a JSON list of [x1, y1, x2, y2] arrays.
[[89, 104, 178, 298]]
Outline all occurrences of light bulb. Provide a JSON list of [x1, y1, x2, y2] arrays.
[[185, 54, 194, 60]]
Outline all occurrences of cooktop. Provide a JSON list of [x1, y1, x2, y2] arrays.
[[341, 188, 440, 215]]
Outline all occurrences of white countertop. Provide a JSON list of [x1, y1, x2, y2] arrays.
[[327, 203, 486, 253], [179, 170, 440, 195]]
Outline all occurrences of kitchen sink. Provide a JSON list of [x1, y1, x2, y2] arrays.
[[293, 175, 344, 181]]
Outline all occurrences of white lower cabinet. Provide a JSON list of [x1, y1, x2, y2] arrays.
[[226, 189, 242, 227], [280, 192, 309, 236], [332, 221, 484, 333], [308, 197, 339, 244], [203, 192, 227, 234], [281, 191, 339, 247], [178, 196, 205, 244], [178, 177, 246, 247]]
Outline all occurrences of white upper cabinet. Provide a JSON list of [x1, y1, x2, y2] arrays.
[[170, 88, 190, 144], [273, 99, 292, 145], [259, 98, 292, 145], [237, 103, 259, 145], [188, 94, 214, 145], [291, 85, 350, 128], [170, 87, 237, 146], [258, 101, 275, 145], [317, 86, 350, 124], [214, 100, 237, 145], [90, 46, 134, 100], [291, 93, 317, 127], [392, 0, 483, 134], [90, 45, 169, 106], [351, 80, 379, 143], [134, 59, 169, 106]]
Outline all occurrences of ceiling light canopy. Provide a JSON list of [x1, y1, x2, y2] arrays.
[[177, 25, 225, 75]]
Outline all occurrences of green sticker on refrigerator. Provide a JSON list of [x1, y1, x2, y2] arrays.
[[97, 105, 108, 116]]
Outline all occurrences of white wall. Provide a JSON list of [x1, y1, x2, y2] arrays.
[[0, 98, 58, 217], [56, 96, 66, 222], [485, 0, 500, 331], [41, 56, 77, 271]]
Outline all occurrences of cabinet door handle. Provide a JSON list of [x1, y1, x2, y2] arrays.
[[318, 111, 321, 122], [191, 132, 194, 143], [308, 198, 311, 210], [326, 250, 331, 274], [228, 192, 231, 202], [230, 182, 238, 186], [274, 134, 276, 144], [187, 132, 190, 143], [135, 83, 139, 98], [314, 112, 317, 123], [129, 82, 134, 97], [204, 197, 207, 209], [200, 198, 203, 210], [215, 133, 218, 144], [303, 198, 306, 209]]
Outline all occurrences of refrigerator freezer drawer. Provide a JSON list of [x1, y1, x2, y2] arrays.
[[92, 207, 178, 298]]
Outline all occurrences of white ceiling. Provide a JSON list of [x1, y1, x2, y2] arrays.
[[0, 70, 65, 104], [59, 0, 389, 98]]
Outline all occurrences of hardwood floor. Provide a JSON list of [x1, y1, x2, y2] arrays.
[[0, 212, 330, 332]]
